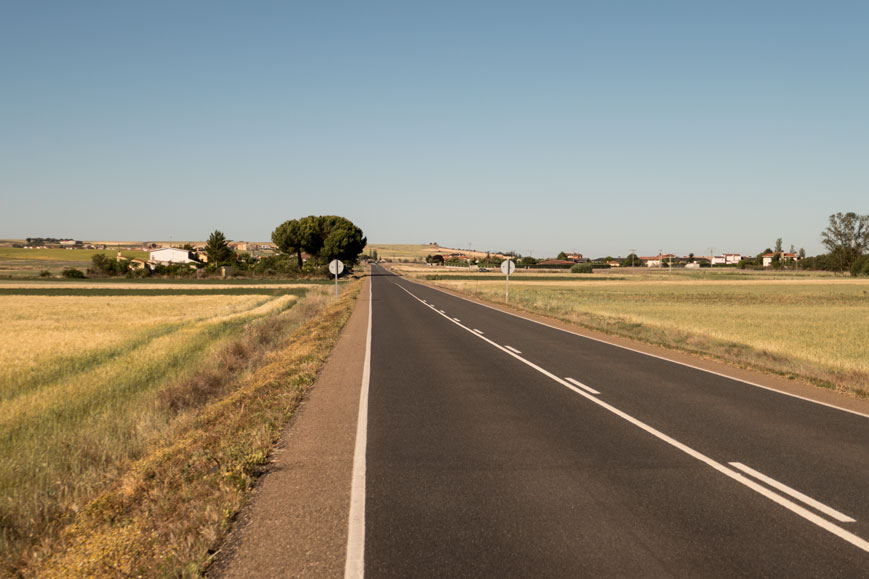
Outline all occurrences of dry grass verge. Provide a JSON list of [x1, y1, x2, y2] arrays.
[[7, 281, 360, 578]]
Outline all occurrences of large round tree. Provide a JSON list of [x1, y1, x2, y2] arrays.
[[271, 215, 366, 270]]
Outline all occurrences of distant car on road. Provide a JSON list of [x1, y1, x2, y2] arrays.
[[478, 267, 489, 272]]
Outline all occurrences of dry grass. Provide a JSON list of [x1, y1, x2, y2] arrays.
[[366, 243, 437, 262], [0, 282, 360, 576], [425, 276, 869, 397], [20, 282, 359, 577]]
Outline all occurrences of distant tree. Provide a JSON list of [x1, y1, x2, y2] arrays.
[[622, 253, 640, 267], [272, 216, 366, 270], [688, 252, 695, 263], [272, 219, 307, 271], [62, 267, 86, 279], [205, 230, 235, 266], [318, 216, 367, 265], [851, 255, 869, 277], [519, 256, 537, 267], [821, 212, 869, 274], [556, 251, 568, 260], [774, 238, 783, 253]]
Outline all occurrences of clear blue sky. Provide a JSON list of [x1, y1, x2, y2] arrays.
[[2, 1, 867, 257]]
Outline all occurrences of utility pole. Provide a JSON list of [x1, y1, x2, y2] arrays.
[[629, 248, 637, 268]]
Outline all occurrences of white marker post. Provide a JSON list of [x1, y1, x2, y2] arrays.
[[500, 259, 515, 303], [329, 259, 344, 298]]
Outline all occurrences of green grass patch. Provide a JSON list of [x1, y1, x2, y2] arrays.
[[0, 248, 150, 262]]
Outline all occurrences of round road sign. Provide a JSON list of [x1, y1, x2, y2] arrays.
[[500, 260, 516, 275], [329, 259, 345, 275]]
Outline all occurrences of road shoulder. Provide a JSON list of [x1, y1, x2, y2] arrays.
[[211, 276, 370, 578]]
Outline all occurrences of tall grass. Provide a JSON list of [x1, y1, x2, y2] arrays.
[[0, 287, 339, 573]]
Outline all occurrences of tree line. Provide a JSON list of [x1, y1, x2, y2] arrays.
[[79, 216, 366, 279]]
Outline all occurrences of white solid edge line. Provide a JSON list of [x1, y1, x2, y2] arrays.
[[729, 462, 856, 523], [344, 280, 373, 578], [393, 282, 869, 554], [565, 377, 601, 395], [504, 345, 522, 354], [400, 277, 869, 420]]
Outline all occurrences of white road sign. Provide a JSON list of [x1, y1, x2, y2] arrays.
[[500, 260, 516, 275], [329, 259, 345, 275]]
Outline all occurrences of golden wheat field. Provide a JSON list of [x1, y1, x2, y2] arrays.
[[0, 294, 290, 378], [0, 284, 330, 570]]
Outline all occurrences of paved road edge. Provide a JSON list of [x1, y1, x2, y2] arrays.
[[211, 276, 371, 578]]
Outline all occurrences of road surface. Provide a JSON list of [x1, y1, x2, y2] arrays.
[[352, 265, 869, 577]]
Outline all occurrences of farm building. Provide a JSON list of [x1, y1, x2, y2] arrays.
[[150, 247, 200, 264]]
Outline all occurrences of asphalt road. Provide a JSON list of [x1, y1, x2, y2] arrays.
[[356, 265, 869, 578]]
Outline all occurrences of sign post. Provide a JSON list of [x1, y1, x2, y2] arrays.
[[500, 259, 515, 303], [329, 259, 345, 298]]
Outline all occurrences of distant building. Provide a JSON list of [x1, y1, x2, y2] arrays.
[[711, 253, 743, 265], [640, 254, 676, 267], [150, 247, 199, 264], [762, 252, 799, 267]]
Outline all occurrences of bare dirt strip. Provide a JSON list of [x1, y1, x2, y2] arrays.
[[211, 277, 370, 578]]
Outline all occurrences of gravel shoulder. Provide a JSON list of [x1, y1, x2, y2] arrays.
[[211, 276, 370, 578]]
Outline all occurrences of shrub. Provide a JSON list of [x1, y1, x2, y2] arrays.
[[39, 270, 52, 278], [61, 268, 86, 279], [851, 255, 869, 277], [571, 263, 595, 274], [88, 253, 130, 277]]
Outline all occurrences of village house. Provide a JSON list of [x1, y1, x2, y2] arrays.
[[640, 254, 676, 267], [762, 252, 799, 267]]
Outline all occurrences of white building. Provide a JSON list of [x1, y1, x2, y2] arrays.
[[762, 252, 798, 267], [150, 247, 199, 264], [711, 253, 743, 265]]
